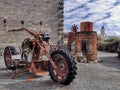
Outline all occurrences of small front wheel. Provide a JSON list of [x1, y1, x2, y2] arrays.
[[4, 46, 17, 70], [48, 49, 77, 85]]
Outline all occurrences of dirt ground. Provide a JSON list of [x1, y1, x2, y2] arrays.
[[0, 51, 120, 90]]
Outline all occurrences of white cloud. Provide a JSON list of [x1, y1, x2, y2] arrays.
[[64, 0, 120, 36]]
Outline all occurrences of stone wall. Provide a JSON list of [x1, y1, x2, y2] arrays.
[[0, 0, 64, 48]]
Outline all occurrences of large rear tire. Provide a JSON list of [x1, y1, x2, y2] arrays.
[[4, 46, 17, 70], [48, 49, 77, 85]]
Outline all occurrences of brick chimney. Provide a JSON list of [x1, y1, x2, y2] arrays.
[[75, 22, 97, 62]]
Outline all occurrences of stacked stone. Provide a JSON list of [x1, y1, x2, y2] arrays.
[[58, 0, 64, 46]]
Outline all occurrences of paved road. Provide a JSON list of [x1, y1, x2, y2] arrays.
[[0, 51, 120, 90]]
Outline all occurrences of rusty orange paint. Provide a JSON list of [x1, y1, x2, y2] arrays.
[[26, 76, 34, 82], [35, 71, 48, 76]]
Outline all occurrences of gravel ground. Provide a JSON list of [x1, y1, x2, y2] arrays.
[[0, 51, 120, 90]]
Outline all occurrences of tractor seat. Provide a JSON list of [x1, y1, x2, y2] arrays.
[[42, 34, 50, 42]]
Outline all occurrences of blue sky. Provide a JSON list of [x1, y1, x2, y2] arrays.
[[64, 0, 120, 36]]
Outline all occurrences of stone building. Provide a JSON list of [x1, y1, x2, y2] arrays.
[[0, 0, 64, 47]]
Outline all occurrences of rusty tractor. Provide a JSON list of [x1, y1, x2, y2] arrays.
[[3, 20, 77, 85]]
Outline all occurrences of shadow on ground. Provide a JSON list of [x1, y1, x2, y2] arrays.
[[0, 67, 64, 90], [4, 79, 64, 90]]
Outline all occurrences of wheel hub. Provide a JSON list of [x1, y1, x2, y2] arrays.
[[58, 63, 65, 71], [53, 54, 69, 80], [5, 52, 12, 66]]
